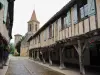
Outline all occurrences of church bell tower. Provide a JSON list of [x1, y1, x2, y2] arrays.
[[27, 10, 40, 34]]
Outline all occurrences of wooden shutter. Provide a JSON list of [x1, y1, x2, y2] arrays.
[[67, 11, 71, 26], [44, 30, 47, 40], [52, 24, 54, 37], [88, 0, 96, 16], [0, 0, 8, 23], [84, 4, 88, 16], [58, 18, 61, 31], [0, 0, 4, 5], [4, 0, 8, 23], [73, 4, 78, 24], [66, 16, 68, 27], [80, 7, 85, 19], [64, 17, 66, 28], [47, 27, 49, 39]]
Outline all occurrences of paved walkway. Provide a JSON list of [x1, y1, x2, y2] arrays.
[[1, 56, 99, 75], [6, 56, 64, 75], [0, 57, 10, 75], [28, 59, 100, 75]]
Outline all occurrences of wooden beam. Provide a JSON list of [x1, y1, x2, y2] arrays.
[[74, 40, 85, 75]]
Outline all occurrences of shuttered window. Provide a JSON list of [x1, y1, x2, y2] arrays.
[[38, 35, 40, 43], [44, 31, 46, 41], [66, 11, 71, 27], [49, 25, 52, 38], [64, 17, 66, 28], [73, 4, 78, 24], [58, 18, 61, 31], [88, 0, 96, 16], [52, 24, 54, 37], [0, 0, 8, 23], [4, 0, 8, 23], [84, 4, 88, 17], [61, 17, 64, 30], [80, 7, 85, 19]]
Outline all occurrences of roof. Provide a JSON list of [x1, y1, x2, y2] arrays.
[[28, 10, 39, 23], [28, 0, 76, 42]]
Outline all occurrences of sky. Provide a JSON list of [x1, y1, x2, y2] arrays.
[[11, 0, 70, 43]]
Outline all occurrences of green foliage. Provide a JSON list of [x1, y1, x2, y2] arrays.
[[9, 43, 15, 54], [15, 36, 25, 56]]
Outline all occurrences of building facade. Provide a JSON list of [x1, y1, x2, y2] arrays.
[[14, 34, 22, 46], [20, 10, 40, 57], [28, 0, 100, 74], [0, 0, 15, 68]]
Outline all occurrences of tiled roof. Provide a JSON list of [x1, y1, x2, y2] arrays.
[[29, 10, 39, 23]]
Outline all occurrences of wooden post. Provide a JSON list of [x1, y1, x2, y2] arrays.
[[36, 50, 40, 61], [33, 50, 35, 60], [49, 51, 53, 66], [59, 47, 65, 69], [74, 40, 87, 75], [42, 52, 46, 64], [32, 50, 33, 59]]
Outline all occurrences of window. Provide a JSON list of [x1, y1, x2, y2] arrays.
[[61, 17, 64, 30], [56, 20, 58, 24], [29, 24, 31, 31], [49, 25, 52, 38], [52, 24, 54, 37], [55, 20, 58, 36], [79, 0, 96, 20], [44, 30, 47, 41], [88, 0, 96, 16], [38, 35, 40, 43], [66, 11, 71, 27], [33, 40, 34, 45], [64, 16, 67, 28], [58, 18, 62, 31], [79, 0, 88, 19], [35, 24, 37, 31], [73, 4, 78, 24], [35, 38, 36, 44]]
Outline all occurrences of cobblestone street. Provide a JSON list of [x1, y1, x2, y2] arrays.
[[6, 56, 64, 75]]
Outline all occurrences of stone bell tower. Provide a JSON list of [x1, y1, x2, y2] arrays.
[[27, 10, 40, 34]]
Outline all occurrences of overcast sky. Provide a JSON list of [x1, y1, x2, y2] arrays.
[[11, 0, 70, 43]]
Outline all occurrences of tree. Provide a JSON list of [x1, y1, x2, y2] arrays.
[[9, 43, 15, 54], [15, 36, 25, 56]]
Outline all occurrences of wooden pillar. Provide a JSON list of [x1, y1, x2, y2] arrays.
[[33, 50, 35, 60], [59, 47, 65, 69], [36, 49, 40, 61], [29, 50, 31, 59], [32, 50, 34, 59], [49, 51, 53, 66], [74, 40, 87, 75], [42, 52, 46, 64]]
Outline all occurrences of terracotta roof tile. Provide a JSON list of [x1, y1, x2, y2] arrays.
[[29, 10, 39, 23]]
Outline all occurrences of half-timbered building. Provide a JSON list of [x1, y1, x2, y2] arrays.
[[0, 0, 15, 69], [28, 0, 100, 74]]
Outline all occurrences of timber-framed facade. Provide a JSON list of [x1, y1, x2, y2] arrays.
[[0, 0, 15, 69], [28, 0, 100, 74]]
